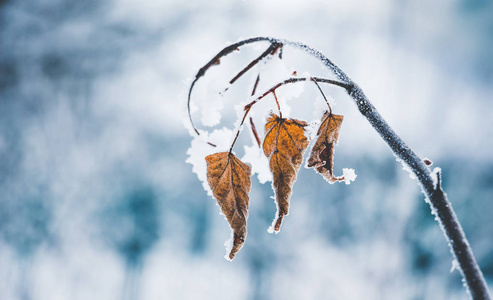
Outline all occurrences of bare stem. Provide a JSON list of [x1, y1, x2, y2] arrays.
[[249, 117, 261, 148]]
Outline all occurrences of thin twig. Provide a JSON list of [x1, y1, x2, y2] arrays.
[[229, 43, 282, 85], [249, 117, 261, 148], [251, 74, 260, 96]]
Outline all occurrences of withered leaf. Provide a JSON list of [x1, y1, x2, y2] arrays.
[[206, 152, 252, 260], [307, 111, 344, 183], [263, 113, 310, 232]]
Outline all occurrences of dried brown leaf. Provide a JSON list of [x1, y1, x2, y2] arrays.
[[263, 113, 310, 232], [206, 152, 252, 260], [307, 111, 344, 182]]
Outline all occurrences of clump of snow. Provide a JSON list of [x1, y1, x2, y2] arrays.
[[342, 168, 357, 185], [242, 145, 272, 184], [450, 259, 459, 273], [234, 100, 252, 128], [253, 56, 302, 118], [304, 119, 321, 141], [432, 167, 441, 187], [196, 79, 229, 127], [186, 128, 235, 195], [201, 98, 224, 127]]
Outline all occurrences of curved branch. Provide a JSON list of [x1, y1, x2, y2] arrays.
[[187, 37, 491, 299], [244, 77, 349, 110], [187, 37, 275, 135], [278, 37, 490, 300]]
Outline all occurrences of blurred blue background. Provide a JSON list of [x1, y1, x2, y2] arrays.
[[1, 0, 492, 299]]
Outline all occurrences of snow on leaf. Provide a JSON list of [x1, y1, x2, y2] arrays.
[[307, 111, 345, 183], [206, 152, 252, 260], [186, 128, 234, 196], [262, 112, 310, 233], [342, 168, 357, 185]]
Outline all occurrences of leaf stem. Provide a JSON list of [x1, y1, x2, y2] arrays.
[[251, 74, 261, 96], [311, 77, 332, 114], [272, 91, 282, 119], [229, 106, 252, 153]]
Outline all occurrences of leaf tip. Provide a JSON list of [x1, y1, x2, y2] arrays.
[[224, 231, 246, 261], [267, 210, 285, 234]]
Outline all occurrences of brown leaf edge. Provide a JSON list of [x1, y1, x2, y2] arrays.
[[263, 112, 310, 233], [307, 111, 345, 183], [206, 152, 252, 260]]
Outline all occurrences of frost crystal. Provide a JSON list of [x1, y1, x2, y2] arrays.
[[450, 259, 459, 273], [342, 168, 357, 185], [395, 157, 417, 180]]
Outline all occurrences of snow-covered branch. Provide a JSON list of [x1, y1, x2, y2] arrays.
[[187, 37, 491, 299]]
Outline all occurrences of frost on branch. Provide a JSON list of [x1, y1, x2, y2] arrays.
[[185, 37, 491, 300]]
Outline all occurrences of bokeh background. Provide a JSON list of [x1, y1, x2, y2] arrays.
[[1, 0, 493, 299]]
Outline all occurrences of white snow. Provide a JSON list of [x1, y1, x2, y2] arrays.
[[342, 168, 357, 185], [450, 259, 459, 273], [200, 83, 226, 127], [252, 55, 302, 118], [193, 75, 229, 127], [304, 119, 321, 141], [242, 145, 272, 184], [267, 225, 277, 234], [186, 128, 235, 195]]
